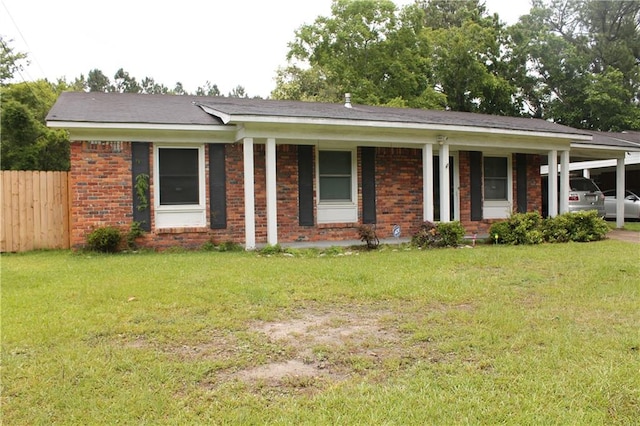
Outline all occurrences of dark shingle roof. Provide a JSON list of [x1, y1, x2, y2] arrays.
[[47, 92, 593, 137], [47, 92, 218, 125], [196, 96, 595, 136], [586, 131, 640, 149]]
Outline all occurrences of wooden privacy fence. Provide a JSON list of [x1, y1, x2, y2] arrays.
[[1, 171, 70, 252]]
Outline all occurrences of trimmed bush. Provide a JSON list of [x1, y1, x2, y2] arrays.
[[87, 227, 122, 253], [437, 221, 465, 247], [545, 211, 608, 242], [542, 214, 572, 243], [489, 212, 544, 245], [412, 221, 465, 248]]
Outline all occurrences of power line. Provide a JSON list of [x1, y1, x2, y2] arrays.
[[1, 0, 48, 81]]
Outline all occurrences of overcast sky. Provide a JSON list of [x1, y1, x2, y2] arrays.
[[1, 0, 532, 98]]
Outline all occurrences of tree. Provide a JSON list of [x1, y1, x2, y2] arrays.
[[511, 0, 640, 130], [420, 0, 522, 115], [1, 81, 70, 170], [196, 81, 221, 97], [172, 82, 186, 95], [87, 69, 110, 92], [0, 36, 29, 85], [111, 68, 141, 93], [141, 77, 169, 94], [276, 0, 444, 108], [228, 85, 247, 98], [421, 0, 490, 29]]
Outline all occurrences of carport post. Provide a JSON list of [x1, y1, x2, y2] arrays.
[[548, 150, 558, 217], [559, 150, 570, 214], [616, 157, 625, 229]]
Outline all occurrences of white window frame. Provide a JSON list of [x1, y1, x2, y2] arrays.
[[153, 144, 206, 229], [483, 154, 513, 219], [316, 147, 358, 224]]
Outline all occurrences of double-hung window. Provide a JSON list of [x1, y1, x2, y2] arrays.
[[483, 155, 512, 219], [317, 149, 357, 223], [154, 145, 206, 228]]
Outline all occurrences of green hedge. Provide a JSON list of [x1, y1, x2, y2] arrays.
[[490, 211, 609, 245]]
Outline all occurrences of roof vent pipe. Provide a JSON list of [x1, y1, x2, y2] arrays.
[[344, 93, 352, 108]]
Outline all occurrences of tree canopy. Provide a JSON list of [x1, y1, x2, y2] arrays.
[[273, 0, 640, 130]]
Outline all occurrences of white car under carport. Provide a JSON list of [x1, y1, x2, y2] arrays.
[[603, 190, 640, 220]]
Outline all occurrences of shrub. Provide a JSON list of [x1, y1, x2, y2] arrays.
[[412, 221, 439, 248], [358, 224, 379, 249], [489, 212, 544, 245], [412, 221, 465, 248], [542, 214, 572, 243], [201, 241, 216, 251], [125, 221, 145, 250], [492, 211, 609, 245], [87, 226, 122, 253], [437, 221, 465, 247], [545, 211, 608, 242]]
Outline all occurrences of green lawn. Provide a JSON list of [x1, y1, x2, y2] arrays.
[[607, 220, 640, 232], [2, 241, 639, 424]]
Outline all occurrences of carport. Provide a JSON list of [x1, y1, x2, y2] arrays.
[[541, 131, 640, 229]]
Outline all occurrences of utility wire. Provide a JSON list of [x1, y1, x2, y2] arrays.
[[1, 0, 47, 82]]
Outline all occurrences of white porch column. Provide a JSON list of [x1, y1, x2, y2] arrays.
[[616, 157, 625, 229], [266, 138, 278, 245], [439, 143, 450, 222], [548, 150, 558, 217], [243, 137, 256, 250], [559, 150, 570, 214], [423, 143, 434, 222]]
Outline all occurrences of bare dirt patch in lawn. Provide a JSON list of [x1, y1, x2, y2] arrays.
[[121, 304, 470, 395], [233, 307, 426, 391]]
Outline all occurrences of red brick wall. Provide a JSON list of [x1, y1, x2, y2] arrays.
[[70, 142, 544, 249], [373, 147, 424, 239], [459, 152, 543, 235], [70, 141, 133, 248], [525, 154, 542, 213]]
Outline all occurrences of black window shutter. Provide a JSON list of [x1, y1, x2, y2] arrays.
[[361, 147, 376, 224], [516, 154, 528, 213], [209, 144, 227, 229], [131, 142, 151, 231], [470, 151, 483, 221], [298, 145, 314, 226]]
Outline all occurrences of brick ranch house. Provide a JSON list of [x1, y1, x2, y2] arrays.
[[46, 92, 635, 250]]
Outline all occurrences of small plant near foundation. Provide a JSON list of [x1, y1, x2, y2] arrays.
[[260, 244, 284, 255], [125, 221, 145, 250], [87, 226, 122, 253], [201, 241, 216, 251], [358, 224, 379, 249], [412, 221, 465, 248], [436, 221, 465, 247], [201, 240, 243, 252]]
